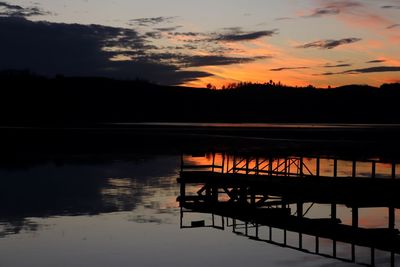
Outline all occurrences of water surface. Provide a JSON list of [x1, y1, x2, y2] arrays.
[[1, 153, 399, 266]]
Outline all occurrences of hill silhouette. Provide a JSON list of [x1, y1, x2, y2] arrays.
[[1, 70, 400, 126]]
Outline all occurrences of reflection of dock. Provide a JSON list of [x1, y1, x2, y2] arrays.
[[178, 152, 400, 266]]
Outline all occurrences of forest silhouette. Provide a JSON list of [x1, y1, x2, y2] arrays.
[[1, 70, 400, 126]]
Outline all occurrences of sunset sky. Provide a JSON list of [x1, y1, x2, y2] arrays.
[[1, 0, 400, 87]]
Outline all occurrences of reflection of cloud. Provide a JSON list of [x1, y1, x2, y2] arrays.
[[382, 5, 400, 9], [129, 16, 177, 27], [387, 24, 400, 29], [154, 26, 182, 32], [303, 1, 363, 18], [0, 218, 41, 238], [275, 17, 292, 21], [0, 1, 49, 17], [297, 38, 361, 49]]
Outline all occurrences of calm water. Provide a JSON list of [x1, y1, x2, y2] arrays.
[[0, 153, 399, 266], [112, 122, 400, 129]]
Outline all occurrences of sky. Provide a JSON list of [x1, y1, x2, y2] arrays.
[[1, 0, 400, 87]]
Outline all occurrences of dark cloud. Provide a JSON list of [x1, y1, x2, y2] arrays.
[[213, 29, 277, 42], [387, 24, 400, 29], [306, 7, 340, 17], [304, 1, 363, 18], [344, 66, 400, 74], [324, 63, 352, 68], [0, 1, 49, 17], [275, 17, 292, 21], [366, 59, 386, 64], [315, 72, 336, 76], [144, 31, 163, 39], [139, 53, 269, 68], [382, 5, 400, 9], [270, 67, 309, 72], [129, 16, 177, 27], [154, 26, 182, 32], [316, 66, 400, 76], [0, 16, 211, 85], [170, 31, 204, 37], [297, 38, 361, 49], [183, 55, 269, 67]]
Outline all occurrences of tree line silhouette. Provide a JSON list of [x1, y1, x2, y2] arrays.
[[1, 70, 400, 126]]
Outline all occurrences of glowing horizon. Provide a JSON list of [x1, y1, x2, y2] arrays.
[[1, 0, 400, 88]]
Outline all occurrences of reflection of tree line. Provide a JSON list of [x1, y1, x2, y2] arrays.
[[0, 156, 178, 238], [1, 71, 400, 124]]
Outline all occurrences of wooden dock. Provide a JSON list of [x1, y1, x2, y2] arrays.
[[178, 152, 400, 266]]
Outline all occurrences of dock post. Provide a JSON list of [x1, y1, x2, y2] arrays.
[[333, 240, 337, 258], [333, 158, 338, 178], [226, 154, 229, 173], [284, 229, 287, 245], [391, 251, 395, 267], [315, 236, 319, 254], [246, 157, 249, 174], [269, 226, 272, 241], [180, 153, 184, 172], [180, 207, 183, 228], [256, 157, 259, 175], [371, 248, 375, 267], [389, 207, 395, 230], [297, 202, 303, 249], [300, 157, 304, 177], [316, 157, 320, 177], [392, 161, 396, 179], [269, 157, 273, 176], [352, 207, 359, 228], [284, 157, 288, 176], [255, 223, 259, 239], [352, 160, 356, 178], [371, 161, 376, 179], [212, 152, 216, 172], [233, 155, 236, 173], [180, 180, 186, 205], [331, 203, 337, 220], [221, 153, 225, 174]]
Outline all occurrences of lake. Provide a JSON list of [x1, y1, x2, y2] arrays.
[[1, 126, 400, 266]]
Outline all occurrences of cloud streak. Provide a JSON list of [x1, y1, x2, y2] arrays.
[[297, 38, 361, 49], [344, 66, 400, 74], [317, 66, 400, 75], [387, 24, 400, 29], [304, 1, 363, 18], [129, 16, 177, 27], [324, 63, 352, 68], [381, 5, 400, 10], [212, 28, 277, 42], [270, 67, 309, 72], [366, 59, 386, 64]]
